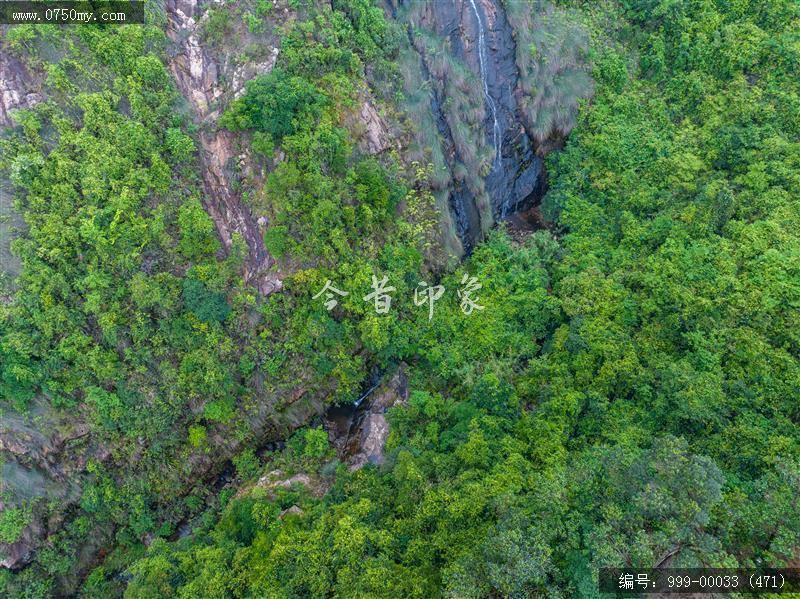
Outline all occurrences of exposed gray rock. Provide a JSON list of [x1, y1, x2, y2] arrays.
[[359, 99, 392, 155], [232, 48, 280, 100], [279, 505, 304, 519], [370, 367, 410, 413], [165, 0, 282, 295], [0, 48, 42, 127], [348, 413, 391, 469], [257, 470, 312, 490], [349, 367, 409, 470], [0, 515, 43, 569]]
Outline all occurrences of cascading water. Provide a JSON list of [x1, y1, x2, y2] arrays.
[[469, 0, 502, 170], [397, 0, 547, 249]]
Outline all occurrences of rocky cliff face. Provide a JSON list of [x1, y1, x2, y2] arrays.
[[0, 50, 41, 128], [324, 365, 409, 470], [0, 0, 589, 588], [0, 44, 69, 572], [0, 6, 314, 576], [388, 0, 556, 252], [0, 45, 41, 299], [165, 0, 283, 295], [0, 401, 92, 570], [0, 3, 394, 581], [164, 0, 399, 292]]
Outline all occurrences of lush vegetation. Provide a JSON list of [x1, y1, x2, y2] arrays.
[[1, 0, 799, 596], [122, 0, 800, 596], [0, 18, 258, 596], [0, 1, 434, 595]]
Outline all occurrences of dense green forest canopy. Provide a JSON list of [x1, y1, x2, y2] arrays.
[[1, 0, 799, 596]]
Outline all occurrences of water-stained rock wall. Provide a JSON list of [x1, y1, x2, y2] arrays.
[[388, 0, 584, 252]]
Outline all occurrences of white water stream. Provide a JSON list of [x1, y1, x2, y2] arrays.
[[469, 0, 502, 170]]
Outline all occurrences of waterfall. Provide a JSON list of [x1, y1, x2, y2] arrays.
[[469, 0, 501, 170]]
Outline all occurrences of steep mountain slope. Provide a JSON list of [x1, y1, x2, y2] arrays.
[[1, 0, 798, 597]]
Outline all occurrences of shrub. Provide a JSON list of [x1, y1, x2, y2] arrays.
[[188, 424, 207, 448], [177, 199, 220, 260], [182, 277, 231, 323], [263, 225, 290, 259], [0, 504, 32, 544], [219, 69, 327, 143]]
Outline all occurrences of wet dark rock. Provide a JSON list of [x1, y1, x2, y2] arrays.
[[387, 0, 553, 252], [325, 364, 409, 470], [506, 203, 552, 244]]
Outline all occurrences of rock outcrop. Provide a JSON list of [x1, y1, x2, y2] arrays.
[[257, 470, 312, 491], [358, 98, 392, 155], [0, 39, 40, 296], [0, 47, 41, 128], [0, 402, 93, 569], [279, 504, 304, 519], [325, 365, 409, 470], [165, 0, 282, 295], [349, 366, 409, 469], [249, 469, 327, 499]]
